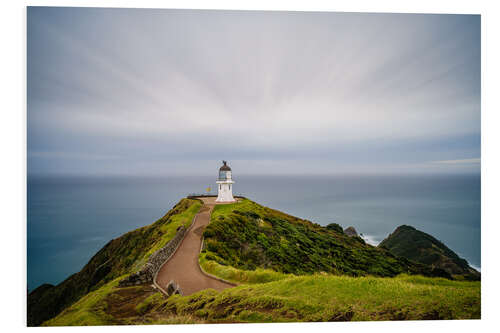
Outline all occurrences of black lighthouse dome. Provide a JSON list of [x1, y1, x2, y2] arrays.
[[219, 160, 231, 171]]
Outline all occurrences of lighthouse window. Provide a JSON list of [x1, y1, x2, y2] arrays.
[[219, 185, 221, 190], [229, 185, 231, 190]]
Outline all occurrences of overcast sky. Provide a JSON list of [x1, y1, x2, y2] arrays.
[[27, 7, 480, 176]]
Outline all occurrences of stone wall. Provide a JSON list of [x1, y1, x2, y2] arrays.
[[118, 226, 187, 287]]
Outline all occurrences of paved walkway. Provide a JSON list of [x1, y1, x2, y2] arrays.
[[155, 197, 235, 295]]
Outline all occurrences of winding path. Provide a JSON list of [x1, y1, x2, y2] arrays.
[[155, 197, 235, 295]]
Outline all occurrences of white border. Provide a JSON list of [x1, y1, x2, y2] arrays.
[[2, 1, 498, 332]]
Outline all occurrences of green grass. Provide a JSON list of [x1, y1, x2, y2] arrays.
[[44, 272, 480, 325], [135, 293, 165, 315], [42, 277, 125, 326], [144, 200, 202, 258], [210, 198, 254, 220], [199, 252, 291, 284], [150, 274, 480, 323], [198, 254, 480, 321]]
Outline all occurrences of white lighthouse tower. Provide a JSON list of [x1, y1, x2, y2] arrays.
[[216, 161, 235, 203]]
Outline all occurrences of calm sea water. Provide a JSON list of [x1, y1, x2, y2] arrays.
[[27, 174, 480, 291]]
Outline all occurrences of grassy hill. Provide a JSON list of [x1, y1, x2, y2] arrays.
[[33, 197, 480, 326], [27, 198, 202, 326], [379, 225, 480, 280], [202, 199, 450, 278], [43, 271, 480, 325]]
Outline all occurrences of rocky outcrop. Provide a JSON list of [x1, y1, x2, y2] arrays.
[[166, 280, 183, 296], [379, 225, 480, 280], [344, 226, 358, 237], [119, 226, 187, 287]]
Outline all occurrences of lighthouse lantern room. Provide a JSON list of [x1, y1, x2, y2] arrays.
[[216, 161, 235, 203]]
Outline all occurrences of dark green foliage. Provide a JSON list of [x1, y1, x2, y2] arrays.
[[379, 225, 480, 280], [27, 198, 201, 326], [203, 200, 447, 278], [326, 223, 344, 234]]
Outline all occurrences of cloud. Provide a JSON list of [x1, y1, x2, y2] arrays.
[[29, 151, 122, 161], [27, 8, 481, 175], [432, 158, 481, 164]]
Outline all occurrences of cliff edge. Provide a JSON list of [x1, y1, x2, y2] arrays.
[[379, 225, 480, 280]]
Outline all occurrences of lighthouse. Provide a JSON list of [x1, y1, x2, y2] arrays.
[[216, 161, 235, 203]]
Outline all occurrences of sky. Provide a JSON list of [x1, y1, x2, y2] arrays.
[[27, 7, 481, 176]]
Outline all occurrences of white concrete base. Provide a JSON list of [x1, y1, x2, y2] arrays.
[[216, 180, 235, 202]]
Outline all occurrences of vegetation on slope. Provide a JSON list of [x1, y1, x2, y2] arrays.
[[45, 273, 480, 325], [199, 252, 292, 284], [379, 225, 480, 280], [28, 198, 202, 326], [202, 199, 450, 278], [35, 197, 481, 326], [42, 277, 126, 326], [157, 274, 480, 322]]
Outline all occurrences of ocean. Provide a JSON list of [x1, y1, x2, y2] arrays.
[[27, 174, 481, 291]]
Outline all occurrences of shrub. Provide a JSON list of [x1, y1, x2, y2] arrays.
[[326, 223, 344, 234]]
